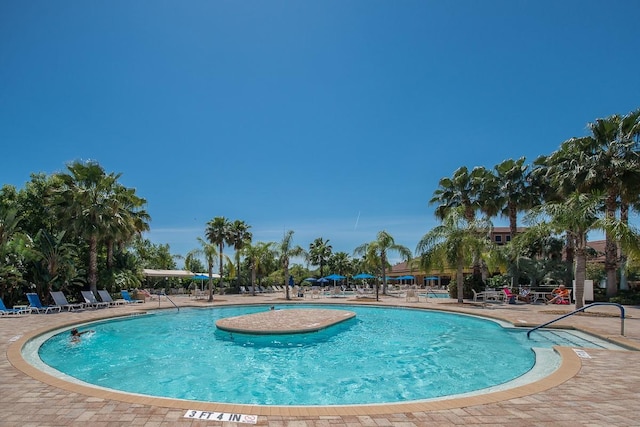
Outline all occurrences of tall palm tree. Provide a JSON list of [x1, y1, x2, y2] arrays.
[[528, 193, 601, 309], [415, 207, 493, 303], [205, 216, 231, 291], [275, 230, 305, 300], [54, 161, 149, 295], [308, 237, 332, 278], [104, 185, 150, 270], [541, 110, 640, 297], [187, 237, 218, 302], [490, 157, 536, 284], [228, 220, 252, 291], [430, 166, 493, 279], [430, 166, 489, 221], [354, 230, 411, 296]]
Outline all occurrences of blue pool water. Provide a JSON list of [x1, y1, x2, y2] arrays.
[[36, 305, 542, 406]]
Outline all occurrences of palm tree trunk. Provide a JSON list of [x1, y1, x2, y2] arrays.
[[88, 234, 98, 294], [508, 203, 519, 286], [574, 247, 586, 309], [604, 196, 618, 297], [456, 259, 464, 303], [620, 202, 629, 290]]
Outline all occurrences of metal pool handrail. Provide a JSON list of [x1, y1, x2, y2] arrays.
[[155, 291, 179, 311], [527, 302, 625, 339]]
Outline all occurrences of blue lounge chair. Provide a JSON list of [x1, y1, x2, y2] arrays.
[[26, 293, 62, 314], [121, 290, 144, 304], [50, 291, 85, 311], [0, 297, 31, 316]]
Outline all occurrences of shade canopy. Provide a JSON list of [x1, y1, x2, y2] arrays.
[[353, 273, 375, 279], [143, 269, 195, 278], [193, 272, 221, 279], [324, 274, 346, 280]]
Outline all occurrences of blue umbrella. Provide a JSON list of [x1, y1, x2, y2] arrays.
[[192, 274, 208, 291], [353, 273, 375, 279], [316, 278, 329, 283], [324, 274, 346, 280], [303, 277, 317, 282]]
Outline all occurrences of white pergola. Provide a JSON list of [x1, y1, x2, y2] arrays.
[[142, 269, 196, 278]]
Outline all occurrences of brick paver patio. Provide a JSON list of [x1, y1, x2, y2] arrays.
[[1, 293, 638, 426]]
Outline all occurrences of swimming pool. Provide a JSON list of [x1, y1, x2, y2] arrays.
[[33, 305, 552, 406]]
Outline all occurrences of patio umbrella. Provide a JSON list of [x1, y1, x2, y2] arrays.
[[192, 274, 209, 291], [303, 277, 317, 282], [323, 274, 345, 289], [353, 273, 375, 280]]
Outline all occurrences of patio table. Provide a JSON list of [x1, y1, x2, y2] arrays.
[[532, 291, 552, 304]]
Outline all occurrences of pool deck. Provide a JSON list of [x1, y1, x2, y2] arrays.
[[2, 294, 639, 426]]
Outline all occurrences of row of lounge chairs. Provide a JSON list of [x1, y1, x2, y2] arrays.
[[0, 290, 142, 316]]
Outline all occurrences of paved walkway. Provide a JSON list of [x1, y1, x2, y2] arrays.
[[1, 293, 639, 426]]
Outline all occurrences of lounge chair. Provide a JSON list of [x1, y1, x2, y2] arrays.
[[405, 288, 419, 302], [121, 290, 144, 304], [97, 290, 126, 306], [472, 289, 486, 302], [81, 290, 109, 309], [502, 288, 518, 304], [50, 291, 85, 311], [0, 297, 31, 316], [26, 293, 62, 314]]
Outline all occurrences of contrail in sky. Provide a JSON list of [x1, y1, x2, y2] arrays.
[[354, 211, 361, 230]]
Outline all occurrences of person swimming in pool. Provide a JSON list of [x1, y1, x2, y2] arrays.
[[70, 327, 94, 343]]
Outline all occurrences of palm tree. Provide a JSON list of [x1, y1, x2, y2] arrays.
[[354, 230, 411, 296], [430, 166, 490, 221], [103, 185, 150, 270], [31, 230, 78, 293], [54, 161, 149, 295], [430, 166, 493, 279], [187, 238, 218, 301], [205, 217, 231, 292], [242, 241, 275, 295], [275, 230, 305, 300], [415, 207, 493, 303], [308, 237, 332, 278], [490, 157, 536, 284], [0, 207, 29, 302], [540, 110, 640, 297], [327, 251, 353, 278], [228, 220, 252, 291]]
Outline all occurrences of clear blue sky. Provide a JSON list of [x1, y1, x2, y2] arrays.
[[2, 1, 639, 266]]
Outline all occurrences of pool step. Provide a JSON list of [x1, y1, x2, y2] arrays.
[[530, 329, 626, 350]]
